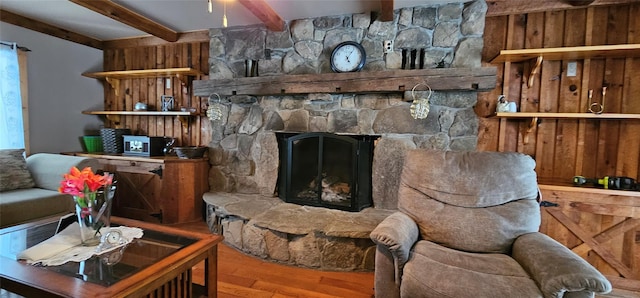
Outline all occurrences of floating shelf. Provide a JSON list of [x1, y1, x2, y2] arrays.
[[82, 111, 197, 116], [490, 44, 640, 63], [492, 112, 640, 145], [83, 67, 204, 95], [493, 112, 640, 120], [82, 68, 203, 79], [490, 44, 640, 87], [82, 110, 200, 129]]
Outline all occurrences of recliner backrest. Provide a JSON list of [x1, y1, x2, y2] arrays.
[[397, 150, 541, 253]]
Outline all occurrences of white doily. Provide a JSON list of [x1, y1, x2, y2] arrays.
[[17, 223, 143, 266]]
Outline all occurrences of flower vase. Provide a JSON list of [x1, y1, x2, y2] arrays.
[[74, 184, 115, 246]]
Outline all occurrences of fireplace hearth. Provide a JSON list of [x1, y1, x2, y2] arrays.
[[276, 132, 378, 211]]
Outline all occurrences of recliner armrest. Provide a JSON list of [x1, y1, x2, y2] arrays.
[[512, 232, 612, 298], [370, 211, 419, 270]]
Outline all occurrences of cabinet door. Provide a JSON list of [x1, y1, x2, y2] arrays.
[[103, 159, 164, 223]]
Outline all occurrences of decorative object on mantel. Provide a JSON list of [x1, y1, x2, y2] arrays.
[[409, 83, 431, 120], [207, 93, 224, 121], [58, 167, 115, 246]]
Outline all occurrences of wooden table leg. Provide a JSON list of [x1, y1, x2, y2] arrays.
[[205, 245, 218, 297]]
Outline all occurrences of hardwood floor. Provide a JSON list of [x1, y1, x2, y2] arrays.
[[175, 220, 640, 298], [174, 220, 375, 298]]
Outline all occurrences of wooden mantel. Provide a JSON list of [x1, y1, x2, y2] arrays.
[[193, 67, 497, 97]]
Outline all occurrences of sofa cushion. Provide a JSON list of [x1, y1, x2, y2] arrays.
[[400, 240, 543, 298], [0, 188, 75, 227], [0, 149, 36, 192], [26, 153, 101, 191]]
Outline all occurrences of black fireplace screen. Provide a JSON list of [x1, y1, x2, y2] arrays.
[[276, 132, 377, 212]]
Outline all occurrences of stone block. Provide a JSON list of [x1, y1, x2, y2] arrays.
[[439, 3, 463, 21], [222, 217, 244, 248], [264, 230, 290, 262], [462, 0, 488, 36], [242, 222, 268, 258], [328, 110, 359, 133], [320, 237, 361, 270], [412, 7, 436, 29], [289, 233, 321, 267], [452, 37, 483, 68], [394, 27, 432, 49], [433, 22, 460, 47], [295, 40, 323, 60], [291, 19, 314, 41]]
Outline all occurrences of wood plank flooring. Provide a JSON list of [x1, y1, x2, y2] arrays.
[[176, 220, 640, 298], [178, 220, 375, 298]]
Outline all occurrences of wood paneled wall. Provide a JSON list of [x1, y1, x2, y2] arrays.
[[477, 3, 640, 184], [102, 42, 211, 147]]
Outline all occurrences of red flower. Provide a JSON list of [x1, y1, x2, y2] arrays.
[[58, 167, 112, 197]]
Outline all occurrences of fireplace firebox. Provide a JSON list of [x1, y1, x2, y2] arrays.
[[276, 132, 378, 212]]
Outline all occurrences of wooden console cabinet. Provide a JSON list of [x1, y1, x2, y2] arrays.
[[539, 184, 640, 291], [69, 153, 209, 224]]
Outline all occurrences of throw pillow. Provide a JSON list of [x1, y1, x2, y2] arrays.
[[0, 149, 36, 192]]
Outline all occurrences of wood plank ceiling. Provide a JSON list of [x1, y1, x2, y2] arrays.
[[1, 0, 635, 50]]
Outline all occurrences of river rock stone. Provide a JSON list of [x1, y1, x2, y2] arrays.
[[433, 22, 460, 47], [295, 40, 323, 60], [452, 37, 483, 68], [291, 19, 314, 41], [413, 7, 437, 29], [439, 3, 463, 21], [238, 105, 263, 135], [395, 27, 432, 49], [462, 0, 488, 36]]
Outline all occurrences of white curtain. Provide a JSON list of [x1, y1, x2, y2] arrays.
[[0, 42, 25, 149]]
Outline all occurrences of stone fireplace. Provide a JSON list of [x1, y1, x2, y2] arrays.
[[197, 0, 491, 270]]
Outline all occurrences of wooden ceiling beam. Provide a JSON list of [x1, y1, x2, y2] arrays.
[[487, 0, 640, 16], [237, 0, 285, 32], [0, 9, 104, 49], [379, 0, 395, 22], [69, 0, 179, 42]]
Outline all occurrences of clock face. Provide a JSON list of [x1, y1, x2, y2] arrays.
[[106, 230, 122, 244], [330, 41, 366, 73]]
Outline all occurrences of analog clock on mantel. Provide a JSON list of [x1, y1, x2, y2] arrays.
[[330, 41, 366, 73]]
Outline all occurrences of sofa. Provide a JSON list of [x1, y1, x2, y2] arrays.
[[0, 149, 100, 228]]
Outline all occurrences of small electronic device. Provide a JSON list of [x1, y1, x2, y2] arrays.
[[123, 135, 166, 156]]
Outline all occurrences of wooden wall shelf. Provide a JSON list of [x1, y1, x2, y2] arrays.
[[193, 67, 497, 97], [490, 44, 640, 87], [82, 110, 200, 129], [493, 112, 640, 120], [490, 44, 640, 63], [83, 67, 204, 95], [492, 112, 640, 145]]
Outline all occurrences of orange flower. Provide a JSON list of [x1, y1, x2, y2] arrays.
[[58, 166, 112, 196]]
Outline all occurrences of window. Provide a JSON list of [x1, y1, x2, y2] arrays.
[[0, 42, 29, 151]]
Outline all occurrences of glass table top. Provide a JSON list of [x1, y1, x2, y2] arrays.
[[0, 217, 197, 287]]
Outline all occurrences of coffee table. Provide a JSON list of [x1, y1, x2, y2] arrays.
[[0, 216, 223, 297]]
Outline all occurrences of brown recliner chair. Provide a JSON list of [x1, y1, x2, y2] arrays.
[[370, 149, 612, 298]]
